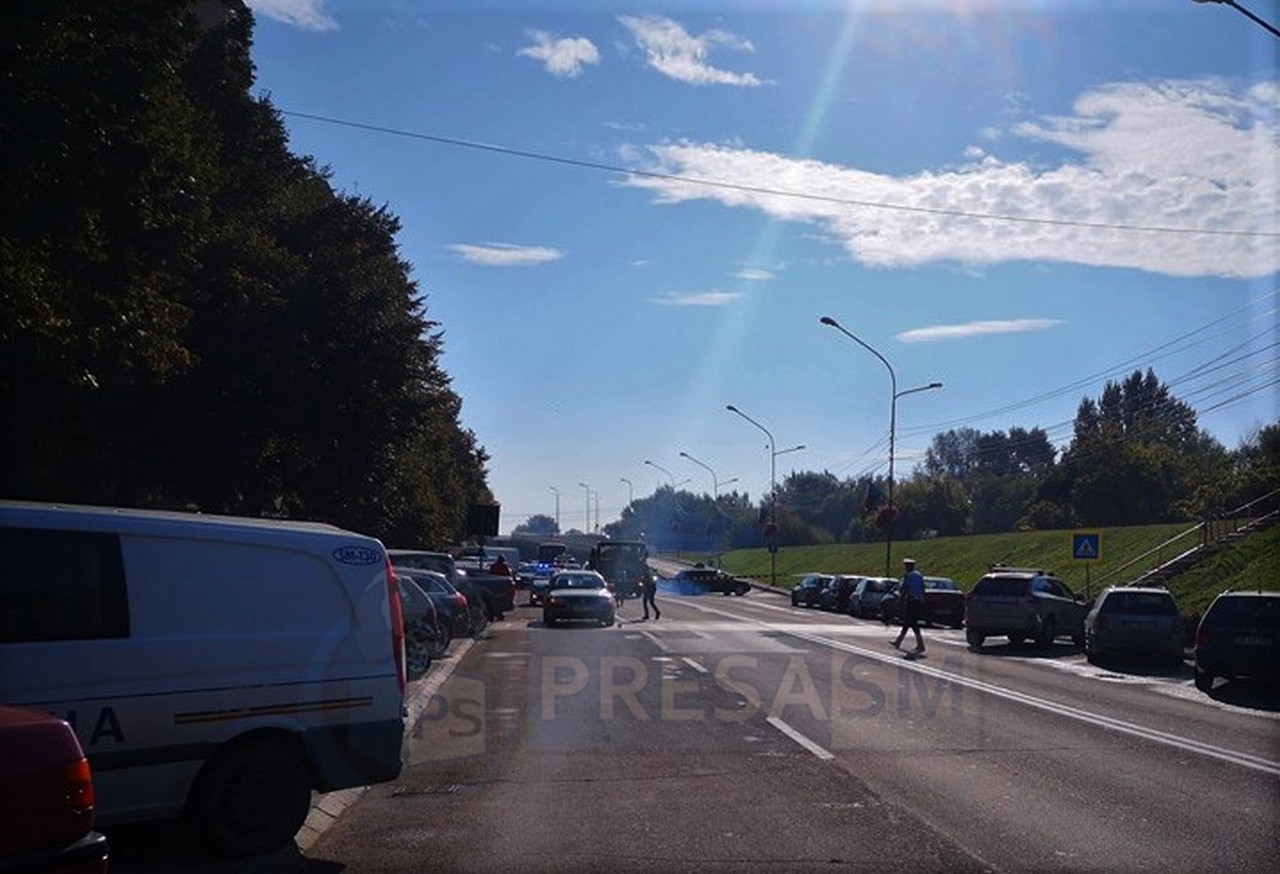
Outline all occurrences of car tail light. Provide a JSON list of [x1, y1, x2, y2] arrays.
[[386, 559, 406, 696], [63, 757, 95, 815], [1195, 625, 1209, 647], [453, 592, 468, 609]]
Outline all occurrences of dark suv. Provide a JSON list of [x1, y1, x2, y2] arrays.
[[1193, 590, 1280, 693], [964, 567, 1086, 650]]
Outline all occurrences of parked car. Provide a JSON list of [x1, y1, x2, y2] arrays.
[[818, 575, 861, 613], [847, 577, 898, 619], [670, 566, 752, 596], [395, 574, 448, 677], [1083, 586, 1185, 665], [388, 548, 512, 629], [965, 566, 1086, 650], [528, 571, 554, 607], [791, 573, 832, 607], [543, 570, 616, 627], [0, 707, 109, 874], [396, 567, 471, 641], [881, 576, 965, 628], [1193, 590, 1280, 693]]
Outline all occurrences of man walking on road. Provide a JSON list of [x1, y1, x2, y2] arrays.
[[640, 575, 661, 621], [892, 558, 926, 654]]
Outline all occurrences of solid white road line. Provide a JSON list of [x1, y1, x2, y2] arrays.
[[766, 716, 835, 760]]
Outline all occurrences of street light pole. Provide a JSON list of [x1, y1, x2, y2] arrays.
[[727, 404, 793, 587], [620, 477, 634, 506], [644, 459, 675, 489], [577, 482, 591, 534], [1192, 0, 1280, 38], [679, 450, 726, 497], [821, 315, 941, 577], [549, 486, 560, 532]]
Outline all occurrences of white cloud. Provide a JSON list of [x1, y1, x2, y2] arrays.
[[652, 291, 742, 306], [620, 79, 1279, 279], [245, 0, 337, 31], [618, 15, 763, 87], [447, 243, 564, 266], [731, 267, 775, 281], [517, 31, 600, 78], [897, 319, 1061, 343]]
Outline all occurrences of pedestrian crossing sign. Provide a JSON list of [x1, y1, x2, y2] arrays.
[[1072, 532, 1101, 561]]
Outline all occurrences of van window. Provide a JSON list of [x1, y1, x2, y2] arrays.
[[125, 537, 346, 634], [0, 527, 130, 642]]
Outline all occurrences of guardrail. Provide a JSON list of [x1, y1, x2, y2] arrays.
[[1092, 488, 1279, 589]]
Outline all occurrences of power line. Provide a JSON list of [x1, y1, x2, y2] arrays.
[[280, 109, 1278, 240], [900, 291, 1279, 439]]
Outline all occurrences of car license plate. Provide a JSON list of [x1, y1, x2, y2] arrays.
[[1233, 636, 1272, 646]]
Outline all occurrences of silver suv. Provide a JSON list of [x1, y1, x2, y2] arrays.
[[965, 566, 1086, 650]]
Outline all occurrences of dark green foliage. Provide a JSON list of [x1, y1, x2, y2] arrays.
[[1, 1, 489, 545], [514, 515, 559, 536]]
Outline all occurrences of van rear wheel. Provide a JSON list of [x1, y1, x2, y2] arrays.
[[189, 738, 312, 856]]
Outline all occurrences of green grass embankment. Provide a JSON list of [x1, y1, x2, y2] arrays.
[[685, 521, 1278, 612]]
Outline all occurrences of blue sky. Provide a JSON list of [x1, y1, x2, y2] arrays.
[[245, 1, 1279, 535]]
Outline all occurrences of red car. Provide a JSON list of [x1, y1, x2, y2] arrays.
[[0, 707, 109, 873], [881, 576, 966, 628]]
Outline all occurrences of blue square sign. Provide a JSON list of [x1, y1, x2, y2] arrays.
[[1072, 532, 1101, 561]]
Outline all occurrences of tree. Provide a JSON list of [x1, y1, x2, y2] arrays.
[[0, 1, 492, 547], [514, 514, 560, 536], [1043, 369, 1225, 526]]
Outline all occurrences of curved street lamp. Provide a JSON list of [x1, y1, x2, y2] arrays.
[[644, 459, 675, 489], [620, 477, 634, 507], [1192, 0, 1280, 38], [726, 404, 803, 587], [679, 450, 735, 498], [820, 315, 942, 577]]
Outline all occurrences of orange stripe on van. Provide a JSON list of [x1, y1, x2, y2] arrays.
[[172, 696, 373, 725]]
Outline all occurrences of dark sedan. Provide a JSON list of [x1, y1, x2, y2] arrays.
[[671, 567, 751, 596], [543, 571, 616, 627], [1193, 590, 1280, 692], [791, 573, 832, 607], [818, 575, 862, 613], [847, 577, 898, 619], [395, 566, 472, 640]]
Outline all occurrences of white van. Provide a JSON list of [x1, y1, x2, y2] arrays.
[[0, 501, 407, 856]]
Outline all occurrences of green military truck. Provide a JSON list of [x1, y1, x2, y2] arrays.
[[588, 540, 654, 604]]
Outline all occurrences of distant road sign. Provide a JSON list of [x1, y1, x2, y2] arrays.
[[1072, 532, 1102, 561]]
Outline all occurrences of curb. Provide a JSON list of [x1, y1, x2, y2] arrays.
[[295, 636, 477, 851]]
